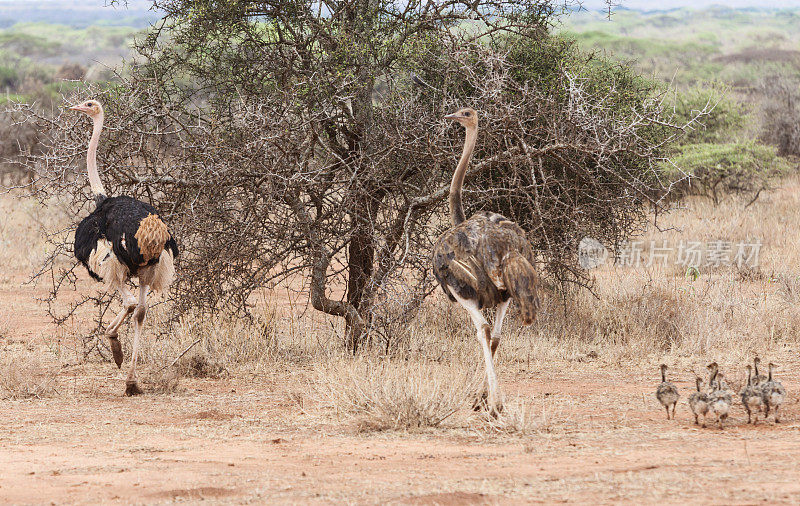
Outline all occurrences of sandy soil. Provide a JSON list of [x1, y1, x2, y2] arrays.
[[2, 267, 800, 505]]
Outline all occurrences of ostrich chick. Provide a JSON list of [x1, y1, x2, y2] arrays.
[[761, 362, 787, 423], [740, 365, 764, 425], [708, 372, 733, 429], [688, 377, 710, 427], [656, 364, 679, 420]]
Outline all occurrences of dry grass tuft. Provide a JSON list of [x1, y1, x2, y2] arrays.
[[139, 366, 182, 395], [314, 358, 479, 432], [0, 356, 58, 400], [122, 299, 279, 376], [479, 395, 574, 436], [177, 353, 226, 379]]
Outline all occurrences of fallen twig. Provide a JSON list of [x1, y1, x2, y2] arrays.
[[159, 339, 201, 372]]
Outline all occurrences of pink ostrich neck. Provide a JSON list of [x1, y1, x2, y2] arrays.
[[86, 111, 107, 197]]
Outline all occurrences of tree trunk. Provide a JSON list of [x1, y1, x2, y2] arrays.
[[344, 195, 376, 353], [341, 37, 376, 351]]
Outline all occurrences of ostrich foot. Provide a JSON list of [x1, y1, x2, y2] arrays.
[[472, 390, 488, 412], [487, 400, 503, 419], [125, 380, 143, 396], [471, 391, 503, 417], [108, 337, 123, 368]]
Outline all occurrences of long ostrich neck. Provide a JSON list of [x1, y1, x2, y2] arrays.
[[449, 124, 477, 226], [87, 112, 107, 197], [661, 368, 666, 383]]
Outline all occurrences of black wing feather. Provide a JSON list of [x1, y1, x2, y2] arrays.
[[74, 196, 178, 280], [74, 212, 104, 281]]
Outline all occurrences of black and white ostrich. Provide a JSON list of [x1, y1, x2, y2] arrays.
[[432, 108, 541, 416], [70, 100, 179, 396]]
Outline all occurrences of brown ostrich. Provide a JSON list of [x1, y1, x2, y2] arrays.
[[431, 108, 541, 416], [70, 99, 179, 396]]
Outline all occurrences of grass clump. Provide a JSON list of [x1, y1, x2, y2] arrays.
[[314, 358, 477, 432], [0, 356, 58, 400], [139, 366, 182, 395]]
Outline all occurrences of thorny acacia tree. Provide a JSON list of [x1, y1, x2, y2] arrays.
[[14, 0, 707, 352]]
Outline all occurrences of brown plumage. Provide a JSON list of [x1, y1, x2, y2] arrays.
[[431, 108, 541, 416], [740, 365, 764, 425], [761, 362, 786, 423], [655, 364, 679, 420], [708, 372, 732, 429], [433, 212, 540, 320], [688, 377, 709, 427]]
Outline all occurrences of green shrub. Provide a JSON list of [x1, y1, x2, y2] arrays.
[[670, 86, 749, 143], [664, 142, 792, 203]]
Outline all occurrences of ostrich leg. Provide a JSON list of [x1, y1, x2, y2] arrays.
[[490, 299, 511, 357], [452, 293, 501, 416], [472, 299, 511, 410], [105, 285, 137, 368], [125, 284, 149, 396]]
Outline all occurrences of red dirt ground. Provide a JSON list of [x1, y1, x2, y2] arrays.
[[2, 268, 800, 504]]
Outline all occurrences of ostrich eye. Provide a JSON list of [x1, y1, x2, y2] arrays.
[[86, 102, 94, 107], [463, 111, 470, 117]]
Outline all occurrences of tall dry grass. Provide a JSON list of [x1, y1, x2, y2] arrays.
[[313, 359, 479, 431], [0, 355, 58, 400], [0, 191, 70, 274]]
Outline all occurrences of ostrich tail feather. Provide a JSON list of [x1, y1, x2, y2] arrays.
[[135, 214, 170, 262]]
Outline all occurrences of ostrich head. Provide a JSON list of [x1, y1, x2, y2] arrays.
[[70, 100, 103, 119], [445, 107, 478, 129]]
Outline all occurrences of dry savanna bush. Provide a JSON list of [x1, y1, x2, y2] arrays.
[[312, 355, 570, 434], [760, 76, 800, 158], [6, 0, 709, 354]]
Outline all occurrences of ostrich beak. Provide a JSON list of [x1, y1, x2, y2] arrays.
[[69, 105, 89, 113], [444, 113, 460, 120]]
